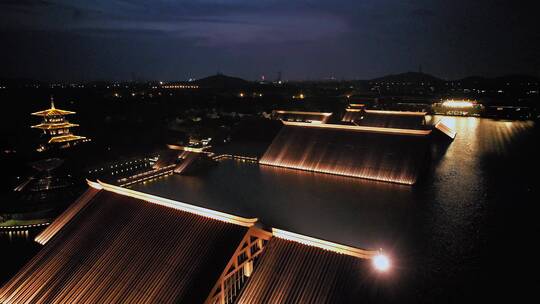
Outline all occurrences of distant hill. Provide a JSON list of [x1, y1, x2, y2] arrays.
[[370, 72, 443, 84], [494, 74, 539, 83], [194, 74, 251, 89]]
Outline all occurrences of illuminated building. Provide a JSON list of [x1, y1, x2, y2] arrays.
[[343, 108, 456, 140], [353, 110, 428, 129], [260, 121, 431, 185], [0, 181, 383, 304], [341, 103, 365, 122], [31, 97, 87, 151], [432, 99, 483, 116], [271, 110, 332, 124]]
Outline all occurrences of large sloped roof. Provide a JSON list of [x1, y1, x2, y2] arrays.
[[259, 122, 431, 185], [236, 237, 374, 304], [355, 110, 428, 130], [0, 183, 253, 304]]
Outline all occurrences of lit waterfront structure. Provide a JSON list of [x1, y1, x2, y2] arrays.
[[271, 110, 332, 124], [0, 180, 384, 304], [31, 97, 87, 151], [432, 99, 484, 116], [342, 108, 456, 140], [260, 121, 432, 185]]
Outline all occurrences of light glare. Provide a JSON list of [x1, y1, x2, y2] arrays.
[[373, 254, 390, 272], [442, 99, 475, 108]]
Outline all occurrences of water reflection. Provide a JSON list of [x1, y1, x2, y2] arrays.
[[0, 230, 30, 242], [0, 229, 42, 284], [134, 157, 416, 253]]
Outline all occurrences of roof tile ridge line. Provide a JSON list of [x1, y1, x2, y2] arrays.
[[274, 110, 333, 116], [282, 121, 432, 136], [364, 110, 427, 116], [271, 228, 379, 259], [94, 180, 258, 227]]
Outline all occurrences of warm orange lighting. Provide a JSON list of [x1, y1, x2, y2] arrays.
[[364, 110, 427, 116], [95, 180, 258, 227], [272, 228, 377, 259], [281, 121, 432, 136], [441, 99, 475, 108], [274, 110, 332, 116], [47, 134, 86, 143]]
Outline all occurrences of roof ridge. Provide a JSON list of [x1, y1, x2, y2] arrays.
[[90, 180, 258, 227]]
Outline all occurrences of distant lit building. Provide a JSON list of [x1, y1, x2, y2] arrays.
[[31, 98, 88, 151], [432, 99, 484, 116]]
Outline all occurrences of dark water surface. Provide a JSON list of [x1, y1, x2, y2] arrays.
[[133, 116, 539, 302], [2, 117, 538, 302]]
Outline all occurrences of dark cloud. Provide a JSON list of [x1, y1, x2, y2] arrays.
[[411, 8, 435, 18], [0, 0, 537, 81]]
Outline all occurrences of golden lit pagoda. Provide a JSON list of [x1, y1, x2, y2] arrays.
[[31, 97, 87, 151]]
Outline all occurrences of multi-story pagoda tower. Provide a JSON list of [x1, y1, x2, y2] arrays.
[[31, 97, 87, 151]]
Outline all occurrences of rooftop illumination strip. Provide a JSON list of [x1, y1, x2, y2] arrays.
[[274, 110, 333, 116], [282, 121, 432, 136], [31, 109, 76, 116], [167, 144, 208, 153], [48, 134, 86, 143], [258, 160, 415, 185], [31, 122, 80, 129], [272, 228, 378, 259], [96, 180, 258, 227], [364, 110, 427, 116]]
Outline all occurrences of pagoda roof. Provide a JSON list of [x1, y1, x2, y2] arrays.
[[31, 122, 79, 130], [48, 134, 86, 143], [31, 98, 76, 116]]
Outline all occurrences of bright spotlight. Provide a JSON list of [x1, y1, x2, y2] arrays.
[[373, 254, 390, 272]]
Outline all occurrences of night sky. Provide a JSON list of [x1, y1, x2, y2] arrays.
[[1, 0, 538, 81]]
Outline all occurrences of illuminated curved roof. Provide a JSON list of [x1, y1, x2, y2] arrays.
[[31, 99, 76, 116], [31, 122, 79, 130], [48, 134, 86, 143]]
